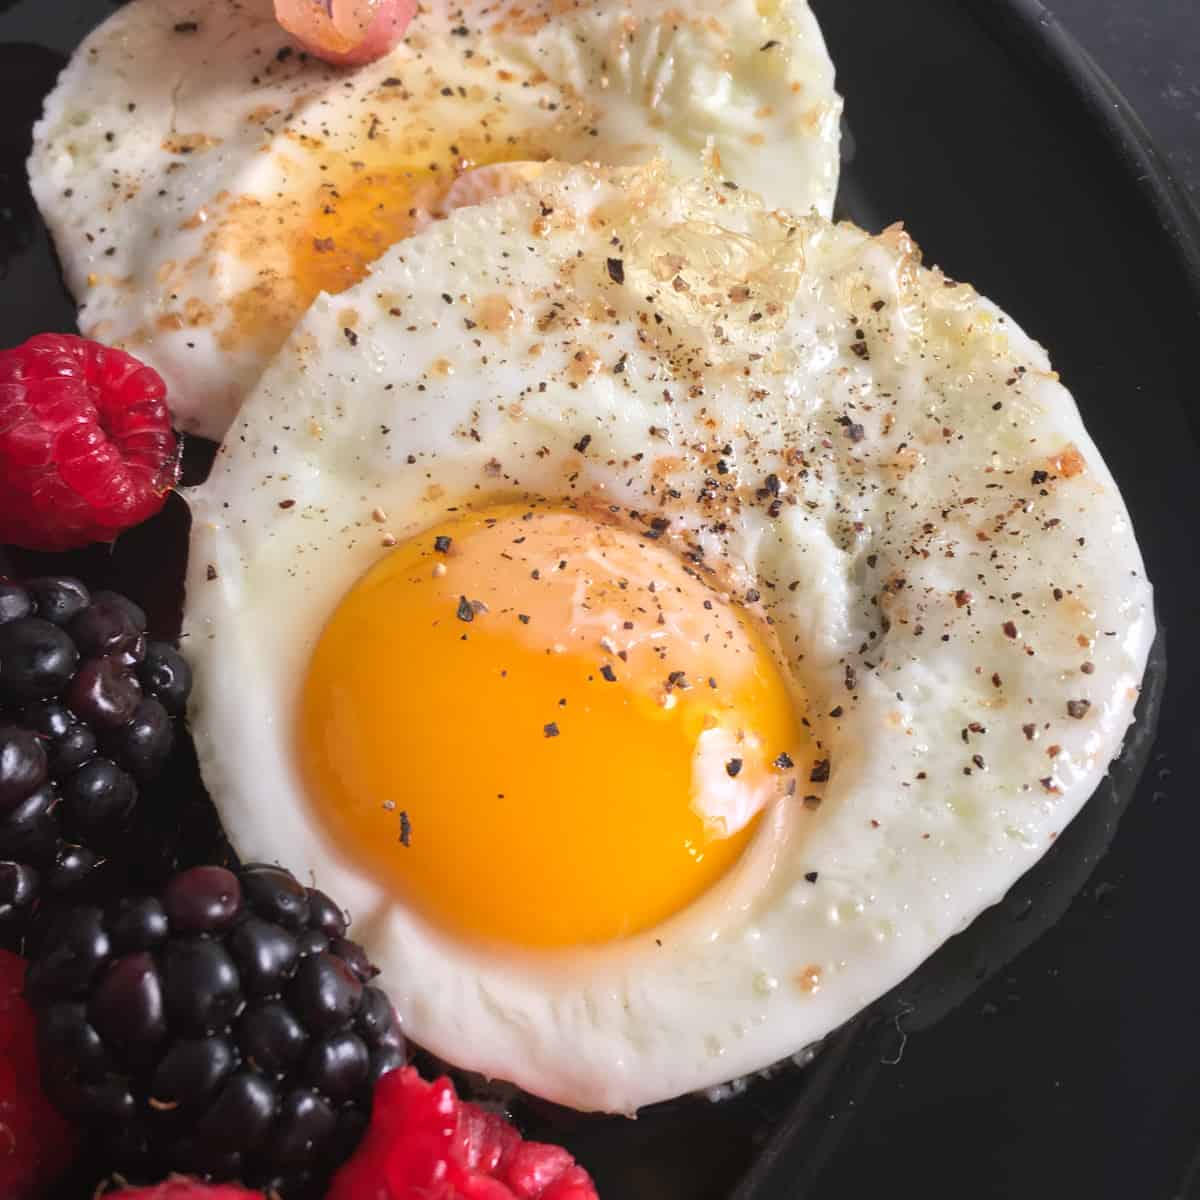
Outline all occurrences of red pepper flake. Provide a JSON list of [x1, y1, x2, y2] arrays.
[[606, 258, 625, 285], [1031, 470, 1049, 486], [456, 596, 474, 622], [1002, 620, 1018, 638], [804, 871, 819, 883], [972, 754, 986, 770], [573, 434, 592, 454], [399, 811, 412, 847], [517, 614, 530, 624], [1022, 724, 1037, 740], [600, 664, 617, 682], [278, 499, 295, 509], [343, 327, 358, 347], [829, 706, 844, 719], [844, 665, 857, 691], [434, 535, 452, 554], [991, 673, 1002, 688], [810, 759, 830, 783], [1066, 699, 1091, 719], [1040, 777, 1061, 794], [726, 758, 743, 778], [206, 565, 217, 581], [543, 722, 560, 738], [955, 590, 972, 608], [774, 752, 794, 769], [1081, 661, 1094, 674]]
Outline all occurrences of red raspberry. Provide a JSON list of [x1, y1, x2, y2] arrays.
[[0, 333, 179, 551], [327, 1067, 599, 1200], [0, 948, 75, 1198], [108, 1181, 265, 1199]]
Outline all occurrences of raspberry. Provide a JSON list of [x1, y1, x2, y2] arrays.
[[0, 948, 75, 1197], [109, 1180, 266, 1199], [0, 333, 179, 551], [327, 1067, 599, 1200]]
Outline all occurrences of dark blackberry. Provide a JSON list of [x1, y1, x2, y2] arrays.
[[138, 641, 192, 714], [0, 618, 77, 702], [0, 582, 34, 624], [26, 576, 90, 626], [0, 575, 194, 938], [28, 863, 407, 1199]]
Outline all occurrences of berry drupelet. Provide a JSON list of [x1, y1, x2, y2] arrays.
[[27, 862, 407, 1199], [0, 575, 193, 931]]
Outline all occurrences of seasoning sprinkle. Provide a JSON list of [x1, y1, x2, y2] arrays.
[[399, 811, 412, 847], [606, 257, 625, 285], [726, 758, 743, 778], [774, 752, 794, 770], [434, 535, 452, 554], [1066, 699, 1091, 719], [543, 722, 560, 738], [600, 664, 617, 682], [456, 595, 474, 622], [810, 759, 831, 783]]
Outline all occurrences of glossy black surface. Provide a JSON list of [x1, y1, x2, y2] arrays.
[[2, 2, 1199, 1198]]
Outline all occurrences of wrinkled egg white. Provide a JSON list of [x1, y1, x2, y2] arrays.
[[183, 163, 1153, 1113], [30, 0, 841, 440]]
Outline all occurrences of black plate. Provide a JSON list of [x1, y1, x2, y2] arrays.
[[3, 2, 1199, 1198]]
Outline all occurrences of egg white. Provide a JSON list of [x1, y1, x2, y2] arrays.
[[29, 0, 841, 441], [183, 162, 1154, 1113]]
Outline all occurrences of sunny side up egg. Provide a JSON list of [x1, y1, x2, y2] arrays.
[[183, 162, 1154, 1114], [28, 0, 841, 441]]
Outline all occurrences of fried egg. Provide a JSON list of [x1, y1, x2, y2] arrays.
[[29, 0, 841, 441], [183, 162, 1154, 1113]]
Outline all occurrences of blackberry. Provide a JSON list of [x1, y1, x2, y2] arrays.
[[28, 863, 407, 1198], [0, 576, 193, 934]]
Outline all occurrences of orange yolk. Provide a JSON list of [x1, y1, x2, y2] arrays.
[[288, 154, 544, 316], [299, 506, 806, 948]]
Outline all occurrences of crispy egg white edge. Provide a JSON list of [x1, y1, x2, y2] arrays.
[[183, 163, 1154, 1113], [28, 0, 840, 441]]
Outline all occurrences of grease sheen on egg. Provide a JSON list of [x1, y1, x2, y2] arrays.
[[184, 163, 1153, 1114]]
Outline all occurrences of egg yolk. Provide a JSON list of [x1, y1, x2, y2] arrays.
[[289, 156, 545, 317], [299, 506, 806, 948]]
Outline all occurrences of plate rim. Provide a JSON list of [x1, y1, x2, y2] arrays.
[[733, 4, 1200, 1197]]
